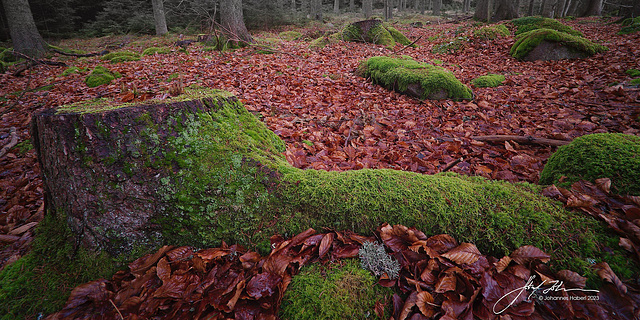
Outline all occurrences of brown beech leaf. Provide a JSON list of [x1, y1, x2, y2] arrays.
[[595, 178, 611, 194], [399, 291, 418, 320], [592, 262, 627, 294], [425, 234, 458, 254], [556, 270, 587, 289], [435, 272, 457, 293], [494, 256, 512, 273], [416, 291, 436, 318], [129, 245, 173, 274], [441, 243, 481, 265], [318, 232, 334, 258], [246, 272, 282, 299], [510, 245, 550, 265]]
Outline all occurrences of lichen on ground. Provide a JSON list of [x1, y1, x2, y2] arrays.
[[279, 259, 392, 320], [509, 28, 608, 60], [357, 56, 473, 100], [471, 73, 506, 87], [474, 24, 510, 40], [539, 133, 640, 195], [510, 16, 583, 36], [84, 65, 121, 87]]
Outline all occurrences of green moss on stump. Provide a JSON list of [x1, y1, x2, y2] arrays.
[[84, 65, 121, 87], [474, 24, 510, 40], [357, 56, 472, 100], [540, 133, 640, 196], [101, 50, 140, 63], [471, 74, 506, 87], [510, 16, 583, 36], [142, 46, 170, 56], [280, 260, 392, 320], [279, 31, 302, 41], [509, 28, 608, 60]]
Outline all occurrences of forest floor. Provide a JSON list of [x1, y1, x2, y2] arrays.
[[0, 15, 639, 319]]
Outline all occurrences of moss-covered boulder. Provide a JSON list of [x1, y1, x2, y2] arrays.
[[471, 73, 505, 87], [510, 16, 583, 36], [84, 65, 121, 87], [101, 50, 141, 63], [279, 260, 392, 320], [474, 24, 510, 40], [341, 19, 413, 48], [141, 46, 170, 56], [540, 133, 640, 195], [356, 56, 473, 100], [510, 28, 608, 61]]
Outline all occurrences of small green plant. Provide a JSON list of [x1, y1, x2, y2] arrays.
[[618, 17, 640, 34], [279, 259, 392, 320], [630, 78, 640, 85], [359, 241, 400, 279], [471, 74, 506, 88], [15, 140, 34, 155]]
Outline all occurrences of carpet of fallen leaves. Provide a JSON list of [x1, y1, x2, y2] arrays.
[[0, 16, 640, 318]]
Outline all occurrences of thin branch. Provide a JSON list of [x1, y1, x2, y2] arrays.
[[393, 35, 422, 55], [442, 157, 463, 172], [109, 299, 124, 320]]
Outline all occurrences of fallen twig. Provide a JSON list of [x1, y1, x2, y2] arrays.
[[442, 157, 463, 172], [471, 135, 570, 147], [0, 127, 18, 158], [393, 35, 422, 55]]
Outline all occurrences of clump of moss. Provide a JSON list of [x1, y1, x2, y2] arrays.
[[540, 133, 640, 195], [0, 48, 16, 63], [471, 73, 505, 87], [474, 24, 510, 40], [279, 260, 392, 320], [510, 16, 583, 36], [310, 33, 342, 48], [630, 78, 640, 85], [384, 24, 414, 46], [432, 36, 469, 54], [101, 50, 140, 63], [626, 69, 640, 78], [357, 56, 473, 100], [142, 46, 170, 56], [509, 28, 608, 60], [48, 44, 87, 55], [60, 66, 87, 77], [619, 17, 640, 34], [279, 31, 302, 41], [84, 65, 121, 87], [341, 20, 412, 49]]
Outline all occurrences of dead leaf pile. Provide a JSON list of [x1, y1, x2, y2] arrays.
[[50, 223, 640, 319]]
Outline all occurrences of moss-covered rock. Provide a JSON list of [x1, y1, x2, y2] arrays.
[[60, 66, 85, 77], [510, 16, 583, 36], [341, 20, 413, 49], [474, 24, 510, 40], [384, 24, 414, 46], [279, 260, 392, 320], [509, 28, 608, 60], [101, 50, 141, 63], [84, 65, 121, 87], [540, 133, 640, 195], [141, 46, 170, 56], [471, 73, 506, 87], [357, 56, 473, 100], [279, 31, 302, 41]]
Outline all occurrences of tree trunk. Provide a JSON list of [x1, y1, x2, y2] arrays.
[[384, 0, 393, 21], [581, 0, 603, 16], [363, 0, 373, 18], [292, 0, 296, 11], [350, 0, 355, 11], [151, 0, 168, 36], [220, 0, 253, 44], [310, 0, 323, 20], [334, 0, 340, 14], [493, 0, 518, 21], [474, 0, 490, 21], [1, 0, 46, 57], [556, 0, 567, 17], [540, 0, 554, 17], [568, 0, 580, 16], [463, 0, 471, 13], [528, 0, 535, 16], [433, 0, 442, 15]]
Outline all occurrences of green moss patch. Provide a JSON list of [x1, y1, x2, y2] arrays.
[[540, 133, 640, 195], [630, 78, 640, 85], [384, 24, 414, 46], [142, 46, 171, 56], [280, 260, 392, 320], [357, 56, 472, 100], [101, 50, 141, 63], [279, 31, 302, 41], [619, 17, 640, 34], [626, 69, 640, 78], [509, 28, 608, 60], [48, 44, 87, 55], [432, 36, 469, 54], [341, 20, 413, 49], [510, 16, 583, 36], [60, 66, 87, 77], [474, 24, 510, 40], [471, 73, 506, 87], [84, 65, 121, 87]]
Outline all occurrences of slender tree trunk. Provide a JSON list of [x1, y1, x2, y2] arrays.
[[220, 0, 253, 44], [384, 0, 393, 20], [334, 0, 340, 13], [421, 0, 426, 14], [292, 0, 296, 11], [556, 0, 567, 17], [630, 1, 640, 18], [563, 0, 572, 16], [463, 0, 471, 13], [350, 0, 355, 11], [151, 0, 168, 36], [493, 0, 518, 21], [540, 0, 554, 17], [1, 0, 46, 57], [433, 0, 442, 15], [514, 0, 521, 16], [528, 0, 535, 16], [310, 0, 322, 20], [474, 0, 489, 21], [363, 0, 373, 18], [581, 0, 603, 16], [567, 0, 580, 16]]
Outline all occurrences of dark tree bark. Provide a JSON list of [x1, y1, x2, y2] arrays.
[[493, 0, 518, 21], [581, 0, 603, 16], [310, 0, 322, 20], [384, 0, 393, 21], [363, 0, 373, 18], [433, 0, 442, 15], [220, 0, 253, 44], [474, 0, 490, 21], [540, 0, 554, 17], [528, 0, 535, 16], [151, 0, 168, 36], [1, 0, 46, 57], [556, 0, 567, 17], [630, 1, 640, 18]]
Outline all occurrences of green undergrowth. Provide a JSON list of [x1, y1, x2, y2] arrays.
[[471, 73, 505, 87], [101, 50, 140, 63], [280, 259, 392, 320], [357, 56, 472, 100], [540, 133, 640, 195], [279, 31, 302, 41], [619, 17, 640, 34], [84, 65, 121, 87], [142, 46, 171, 56], [510, 16, 583, 36], [474, 24, 510, 40], [510, 28, 608, 60]]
